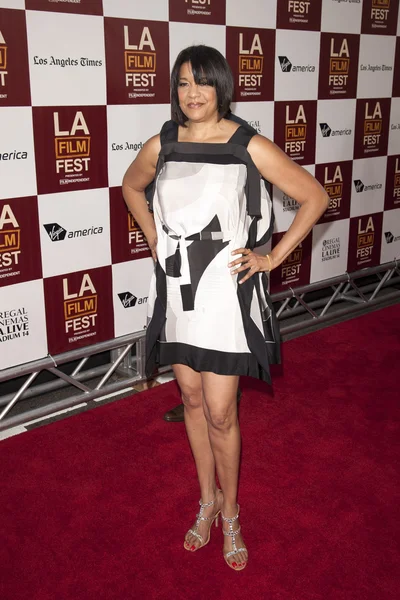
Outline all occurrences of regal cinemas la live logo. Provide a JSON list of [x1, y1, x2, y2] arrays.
[[282, 193, 299, 213], [0, 204, 21, 272], [118, 291, 148, 308], [53, 111, 91, 182], [0, 307, 29, 343], [0, 29, 7, 91], [63, 273, 98, 339], [43, 222, 103, 241], [322, 237, 340, 262]]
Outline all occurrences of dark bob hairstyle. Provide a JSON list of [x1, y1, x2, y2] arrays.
[[170, 45, 234, 126]]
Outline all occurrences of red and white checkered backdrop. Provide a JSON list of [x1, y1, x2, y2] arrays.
[[0, 0, 399, 370]]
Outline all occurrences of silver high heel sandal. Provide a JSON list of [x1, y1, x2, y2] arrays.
[[184, 495, 221, 552], [221, 505, 248, 570]]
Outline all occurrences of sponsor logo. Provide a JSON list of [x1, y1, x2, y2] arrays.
[[185, 0, 212, 17], [360, 63, 392, 73], [285, 104, 307, 156], [282, 193, 299, 213], [280, 243, 303, 281], [117, 291, 148, 308], [287, 0, 311, 23], [370, 0, 390, 27], [0, 203, 21, 274], [384, 231, 400, 243], [329, 37, 350, 90], [53, 110, 91, 184], [0, 306, 29, 343], [322, 236, 340, 262], [124, 25, 157, 99], [353, 178, 382, 193], [247, 120, 261, 134], [111, 141, 143, 152], [238, 32, 264, 97], [277, 0, 322, 30], [63, 273, 98, 340], [0, 150, 28, 160], [43, 222, 103, 241], [278, 55, 315, 73], [324, 164, 343, 210], [363, 100, 383, 153], [0, 28, 7, 90], [33, 55, 102, 68], [319, 123, 351, 137], [356, 216, 375, 262], [128, 213, 148, 253]]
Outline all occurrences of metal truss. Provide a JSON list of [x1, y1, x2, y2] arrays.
[[1, 260, 399, 432]]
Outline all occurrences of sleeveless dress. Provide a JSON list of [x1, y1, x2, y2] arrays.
[[145, 121, 280, 383]]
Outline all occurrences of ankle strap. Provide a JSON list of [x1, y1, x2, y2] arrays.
[[221, 504, 240, 523]]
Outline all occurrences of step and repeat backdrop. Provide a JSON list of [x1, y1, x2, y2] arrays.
[[0, 0, 399, 370]]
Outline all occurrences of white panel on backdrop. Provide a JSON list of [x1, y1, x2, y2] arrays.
[[169, 22, 225, 65], [381, 209, 400, 264], [321, 0, 362, 34], [388, 98, 400, 157], [273, 165, 315, 234], [226, 0, 277, 29], [0, 279, 47, 370], [112, 258, 154, 337], [357, 35, 395, 100], [38, 188, 111, 278], [274, 29, 320, 101], [0, 0, 23, 7], [316, 99, 356, 164], [231, 101, 274, 141], [0, 107, 37, 200], [107, 104, 171, 188], [350, 156, 386, 218], [310, 219, 350, 284], [103, 0, 168, 20], [26, 10, 106, 106]]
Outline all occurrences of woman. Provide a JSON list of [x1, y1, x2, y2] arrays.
[[122, 45, 328, 571]]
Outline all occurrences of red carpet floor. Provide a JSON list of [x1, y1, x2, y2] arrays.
[[1, 305, 400, 600]]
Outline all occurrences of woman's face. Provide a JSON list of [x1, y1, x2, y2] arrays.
[[177, 62, 218, 123]]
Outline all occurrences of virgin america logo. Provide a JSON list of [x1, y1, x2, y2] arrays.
[[278, 56, 292, 72], [384, 231, 400, 243], [118, 292, 137, 308], [353, 180, 364, 193], [319, 123, 332, 137], [43, 223, 67, 241]]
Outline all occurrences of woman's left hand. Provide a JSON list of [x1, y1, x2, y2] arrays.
[[228, 248, 274, 284]]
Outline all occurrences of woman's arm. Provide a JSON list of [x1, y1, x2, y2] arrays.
[[122, 134, 161, 260], [229, 134, 329, 282]]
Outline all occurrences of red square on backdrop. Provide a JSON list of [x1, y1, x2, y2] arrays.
[[104, 18, 170, 105], [0, 8, 31, 107], [276, 0, 322, 31], [25, 0, 103, 15], [318, 33, 360, 100], [269, 231, 312, 294], [226, 26, 275, 103], [353, 98, 390, 160], [169, 0, 226, 25], [44, 265, 114, 355], [315, 161, 352, 224], [385, 155, 400, 211], [109, 187, 152, 264], [274, 100, 317, 166], [32, 106, 108, 195], [0, 197, 42, 288], [347, 212, 383, 273], [361, 0, 399, 36]]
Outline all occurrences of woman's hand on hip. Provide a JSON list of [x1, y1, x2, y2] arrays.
[[228, 248, 274, 284]]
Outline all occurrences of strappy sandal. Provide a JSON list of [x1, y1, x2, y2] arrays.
[[221, 505, 248, 571], [184, 494, 221, 552]]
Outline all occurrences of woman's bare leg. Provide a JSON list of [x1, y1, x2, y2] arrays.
[[172, 364, 223, 551], [201, 371, 248, 568]]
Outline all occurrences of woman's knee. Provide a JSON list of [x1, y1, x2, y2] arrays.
[[205, 405, 237, 431], [181, 385, 203, 410]]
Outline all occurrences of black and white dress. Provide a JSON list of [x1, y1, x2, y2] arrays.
[[145, 120, 280, 383]]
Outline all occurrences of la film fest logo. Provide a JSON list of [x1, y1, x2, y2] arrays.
[[0, 307, 29, 343], [0, 204, 21, 276], [63, 273, 98, 342], [321, 237, 340, 262], [328, 38, 350, 92], [285, 104, 307, 159], [324, 164, 343, 209], [43, 222, 103, 241], [393, 158, 400, 203], [277, 0, 322, 30], [384, 156, 400, 210], [117, 292, 148, 308], [319, 33, 359, 100], [53, 110, 91, 183], [356, 216, 375, 264], [104, 19, 169, 105], [169, 0, 225, 24], [274, 101, 316, 165], [362, 0, 396, 34], [0, 28, 7, 94], [281, 243, 303, 282], [316, 161, 352, 224], [128, 213, 150, 255], [227, 28, 274, 102], [354, 99, 389, 159]]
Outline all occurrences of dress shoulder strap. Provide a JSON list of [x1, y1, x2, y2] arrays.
[[160, 120, 178, 145], [228, 125, 255, 148]]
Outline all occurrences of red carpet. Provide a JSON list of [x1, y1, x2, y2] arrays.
[[1, 305, 399, 600]]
